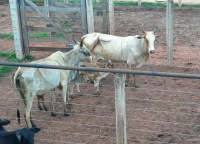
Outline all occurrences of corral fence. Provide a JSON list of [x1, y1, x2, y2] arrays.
[[0, 61, 200, 144], [9, 0, 114, 59]]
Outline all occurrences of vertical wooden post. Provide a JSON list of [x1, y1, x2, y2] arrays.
[[19, 0, 29, 54], [166, 0, 174, 65], [9, 0, 25, 59], [102, 0, 115, 34], [115, 74, 127, 144], [44, 0, 55, 37], [138, 0, 142, 6], [102, 0, 108, 34], [178, 0, 182, 7], [81, 0, 87, 35], [108, 0, 115, 35], [86, 0, 94, 33]]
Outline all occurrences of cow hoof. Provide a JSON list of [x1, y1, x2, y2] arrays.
[[64, 113, 71, 116], [51, 112, 57, 117], [78, 92, 83, 96], [95, 92, 100, 96], [38, 106, 43, 111], [44, 107, 48, 111]]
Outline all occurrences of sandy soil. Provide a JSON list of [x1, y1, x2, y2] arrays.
[[0, 3, 200, 144]]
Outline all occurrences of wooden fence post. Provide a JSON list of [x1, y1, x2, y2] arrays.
[[115, 74, 127, 144], [166, 0, 174, 65], [138, 0, 142, 6], [9, 0, 25, 59], [19, 0, 29, 54], [44, 0, 55, 37], [108, 0, 115, 35], [178, 0, 182, 7], [85, 0, 94, 33]]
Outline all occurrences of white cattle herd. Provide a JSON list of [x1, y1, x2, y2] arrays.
[[13, 30, 157, 128]]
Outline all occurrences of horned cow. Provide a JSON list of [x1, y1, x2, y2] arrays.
[[81, 28, 157, 86]]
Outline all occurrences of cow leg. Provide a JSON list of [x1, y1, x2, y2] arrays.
[[41, 95, 48, 111], [94, 79, 100, 95], [37, 95, 43, 110], [50, 89, 57, 116], [62, 83, 71, 116], [68, 85, 74, 99], [25, 93, 35, 128], [128, 64, 138, 87], [76, 84, 81, 95]]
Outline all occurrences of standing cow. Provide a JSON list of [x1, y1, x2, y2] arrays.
[[80, 29, 157, 86], [13, 42, 90, 128]]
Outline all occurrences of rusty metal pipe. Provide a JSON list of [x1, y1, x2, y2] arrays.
[[0, 61, 200, 79]]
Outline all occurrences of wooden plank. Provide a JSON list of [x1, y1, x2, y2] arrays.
[[115, 74, 127, 144], [25, 6, 81, 13], [53, 2, 80, 7], [26, 17, 82, 23], [19, 0, 30, 54], [108, 0, 115, 35], [9, 0, 25, 59], [81, 0, 87, 35], [166, 0, 174, 65], [27, 26, 84, 33], [25, 0, 73, 43], [29, 37, 70, 42], [85, 0, 94, 33], [30, 47, 72, 52], [102, 0, 108, 34]]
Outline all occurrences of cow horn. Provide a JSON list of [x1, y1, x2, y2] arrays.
[[141, 24, 145, 33]]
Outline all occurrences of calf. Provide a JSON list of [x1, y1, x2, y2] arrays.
[[0, 119, 40, 144], [80, 61, 113, 95]]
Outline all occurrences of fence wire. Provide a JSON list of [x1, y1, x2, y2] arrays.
[[0, 1, 200, 144]]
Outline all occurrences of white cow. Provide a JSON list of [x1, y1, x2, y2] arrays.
[[80, 31, 157, 86], [13, 42, 90, 128]]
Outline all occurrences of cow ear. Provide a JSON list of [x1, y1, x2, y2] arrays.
[[136, 35, 144, 39], [30, 127, 40, 134], [155, 35, 159, 38]]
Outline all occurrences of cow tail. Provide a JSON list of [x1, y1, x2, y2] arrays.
[[13, 69, 24, 125]]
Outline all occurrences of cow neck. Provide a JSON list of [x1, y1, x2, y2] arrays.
[[63, 48, 80, 65], [143, 36, 149, 51]]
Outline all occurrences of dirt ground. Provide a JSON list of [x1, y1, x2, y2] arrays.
[[0, 3, 200, 144]]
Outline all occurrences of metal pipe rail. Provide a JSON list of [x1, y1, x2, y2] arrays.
[[0, 61, 200, 79]]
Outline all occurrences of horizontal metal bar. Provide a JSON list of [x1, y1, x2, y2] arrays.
[[0, 62, 200, 79]]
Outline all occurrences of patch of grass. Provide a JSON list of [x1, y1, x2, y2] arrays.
[[0, 33, 14, 40], [182, 3, 200, 8], [114, 1, 138, 6], [61, 24, 72, 29], [28, 32, 48, 38], [0, 52, 35, 77], [142, 2, 166, 8]]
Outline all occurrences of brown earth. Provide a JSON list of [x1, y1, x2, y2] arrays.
[[0, 4, 200, 144]]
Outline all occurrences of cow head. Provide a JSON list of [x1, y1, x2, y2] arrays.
[[137, 25, 158, 54], [136, 32, 158, 54]]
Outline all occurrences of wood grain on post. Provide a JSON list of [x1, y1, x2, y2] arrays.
[[115, 74, 127, 144]]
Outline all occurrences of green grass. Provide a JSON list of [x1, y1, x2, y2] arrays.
[[0, 52, 35, 77], [0, 33, 14, 40]]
